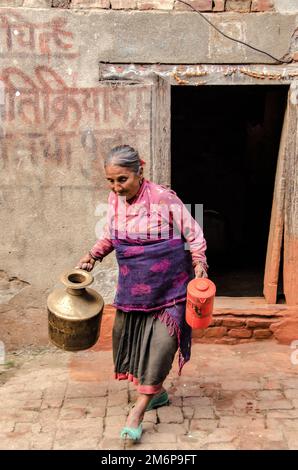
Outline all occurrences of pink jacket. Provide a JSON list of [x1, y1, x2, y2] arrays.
[[90, 179, 207, 271]]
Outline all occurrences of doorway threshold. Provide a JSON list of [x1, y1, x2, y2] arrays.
[[214, 296, 288, 317]]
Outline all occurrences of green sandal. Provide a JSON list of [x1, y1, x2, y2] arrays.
[[120, 424, 143, 441], [146, 391, 169, 412]]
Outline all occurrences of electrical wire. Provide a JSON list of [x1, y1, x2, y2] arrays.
[[175, 0, 292, 64]]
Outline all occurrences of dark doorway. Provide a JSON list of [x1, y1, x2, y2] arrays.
[[171, 85, 288, 296]]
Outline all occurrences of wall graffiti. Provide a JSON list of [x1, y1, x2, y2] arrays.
[[0, 10, 78, 58], [0, 65, 151, 181], [0, 66, 149, 131], [0, 11, 151, 184]]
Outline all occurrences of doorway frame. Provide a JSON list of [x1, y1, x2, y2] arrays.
[[151, 71, 297, 307]]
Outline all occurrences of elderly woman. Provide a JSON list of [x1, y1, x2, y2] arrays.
[[78, 145, 207, 441]]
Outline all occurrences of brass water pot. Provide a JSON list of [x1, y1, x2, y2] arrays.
[[47, 269, 104, 351]]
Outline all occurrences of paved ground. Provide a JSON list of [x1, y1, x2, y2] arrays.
[[0, 341, 298, 450]]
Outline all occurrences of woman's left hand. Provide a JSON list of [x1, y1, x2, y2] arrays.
[[194, 263, 208, 278]]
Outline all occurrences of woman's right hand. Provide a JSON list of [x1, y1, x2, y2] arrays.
[[194, 263, 208, 279], [76, 253, 96, 272]]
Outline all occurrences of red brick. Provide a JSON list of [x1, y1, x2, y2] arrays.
[[41, 398, 64, 409], [253, 329, 273, 339], [39, 409, 60, 425], [60, 408, 87, 420], [63, 397, 107, 408], [106, 405, 127, 416], [263, 379, 281, 390], [156, 423, 187, 434], [52, 0, 71, 6], [107, 391, 128, 407], [228, 328, 252, 338], [105, 415, 126, 426], [174, 0, 213, 11], [103, 425, 125, 438], [21, 399, 42, 411], [66, 383, 108, 398], [270, 318, 298, 344], [30, 432, 54, 450], [226, 0, 251, 12], [137, 0, 174, 9], [246, 318, 273, 328], [219, 416, 265, 429], [86, 407, 106, 418], [71, 0, 110, 7], [23, 0, 51, 6], [251, 0, 274, 11], [0, 421, 15, 432], [205, 428, 237, 443], [257, 399, 293, 410], [213, 0, 225, 10], [190, 418, 218, 432], [192, 328, 205, 339], [178, 432, 208, 449], [157, 406, 184, 424], [257, 390, 283, 400], [111, 0, 136, 7], [183, 406, 194, 419], [0, 435, 30, 450], [141, 432, 177, 444], [204, 326, 227, 338], [222, 318, 246, 328]]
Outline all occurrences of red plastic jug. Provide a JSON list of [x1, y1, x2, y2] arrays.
[[186, 278, 216, 329]]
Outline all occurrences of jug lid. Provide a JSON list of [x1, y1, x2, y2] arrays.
[[187, 278, 216, 299]]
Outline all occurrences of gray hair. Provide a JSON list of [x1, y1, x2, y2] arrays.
[[104, 145, 143, 175]]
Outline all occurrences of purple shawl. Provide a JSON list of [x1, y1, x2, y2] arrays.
[[112, 237, 192, 373]]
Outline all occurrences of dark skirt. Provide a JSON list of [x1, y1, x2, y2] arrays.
[[113, 309, 178, 394]]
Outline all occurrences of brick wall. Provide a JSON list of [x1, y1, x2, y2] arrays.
[[101, 305, 291, 347], [2, 0, 298, 13], [192, 314, 277, 344], [0, 0, 281, 13], [4, 0, 298, 13]]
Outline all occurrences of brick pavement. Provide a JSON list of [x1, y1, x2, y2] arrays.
[[0, 341, 298, 450]]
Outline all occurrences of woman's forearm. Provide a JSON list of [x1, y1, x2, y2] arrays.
[[89, 238, 114, 261]]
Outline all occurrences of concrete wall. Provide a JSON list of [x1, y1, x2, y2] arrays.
[[0, 7, 153, 351], [0, 4, 297, 350]]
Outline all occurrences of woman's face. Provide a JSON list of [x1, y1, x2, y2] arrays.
[[105, 165, 143, 200]]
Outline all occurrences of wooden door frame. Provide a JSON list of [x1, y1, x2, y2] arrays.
[[151, 75, 171, 187], [283, 82, 298, 306], [264, 83, 298, 305]]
